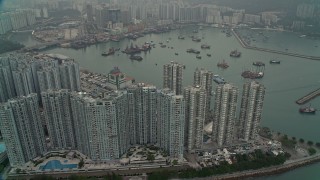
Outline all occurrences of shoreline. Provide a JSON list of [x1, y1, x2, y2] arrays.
[[192, 154, 320, 180], [231, 29, 320, 61]]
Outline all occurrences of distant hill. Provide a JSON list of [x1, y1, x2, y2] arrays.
[[189, 0, 311, 14]]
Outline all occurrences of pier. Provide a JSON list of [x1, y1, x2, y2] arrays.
[[296, 88, 320, 105], [231, 29, 320, 61]]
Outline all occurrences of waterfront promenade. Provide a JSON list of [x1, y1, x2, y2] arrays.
[[231, 29, 320, 61], [8, 153, 320, 180]]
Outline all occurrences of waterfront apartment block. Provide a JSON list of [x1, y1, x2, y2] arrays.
[[41, 90, 76, 150], [238, 81, 265, 142], [157, 89, 185, 160], [127, 83, 157, 145], [0, 94, 47, 167], [193, 68, 213, 118], [184, 85, 207, 151], [0, 9, 36, 34], [0, 59, 15, 102], [163, 61, 184, 95], [212, 84, 238, 147], [71, 92, 120, 161]]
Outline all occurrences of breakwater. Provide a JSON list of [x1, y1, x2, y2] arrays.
[[296, 88, 320, 105], [231, 29, 320, 61]]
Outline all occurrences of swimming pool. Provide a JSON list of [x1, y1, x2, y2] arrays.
[[0, 143, 6, 153], [39, 160, 77, 170]]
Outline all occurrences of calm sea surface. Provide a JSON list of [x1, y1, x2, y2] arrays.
[[9, 27, 320, 179]]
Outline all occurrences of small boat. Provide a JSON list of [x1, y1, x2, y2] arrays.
[[270, 60, 281, 64], [217, 60, 229, 69], [175, 53, 179, 55], [201, 44, 210, 49], [207, 54, 211, 57], [299, 105, 316, 114], [129, 55, 143, 61], [196, 55, 202, 59], [253, 61, 265, 66], [178, 35, 185, 40], [193, 30, 198, 33], [230, 50, 241, 57], [192, 37, 201, 42], [102, 48, 115, 56], [299, 35, 306, 38]]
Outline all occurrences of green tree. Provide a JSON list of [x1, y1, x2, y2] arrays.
[[78, 159, 84, 168], [147, 153, 155, 161], [16, 168, 21, 173], [172, 160, 178, 165], [307, 141, 314, 146], [299, 138, 305, 143], [308, 148, 316, 155]]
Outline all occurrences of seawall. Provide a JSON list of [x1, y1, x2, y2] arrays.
[[231, 29, 320, 61]]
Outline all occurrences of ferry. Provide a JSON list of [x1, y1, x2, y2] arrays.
[[299, 105, 316, 114], [213, 75, 226, 84]]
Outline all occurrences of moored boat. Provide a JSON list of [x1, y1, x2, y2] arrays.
[[102, 48, 115, 56], [129, 55, 143, 61], [201, 44, 210, 49], [207, 54, 211, 57], [217, 60, 229, 69], [196, 55, 202, 59], [253, 61, 265, 66], [299, 105, 316, 114], [230, 50, 241, 57]]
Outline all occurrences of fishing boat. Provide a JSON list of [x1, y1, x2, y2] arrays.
[[201, 44, 210, 49], [196, 55, 202, 59], [217, 60, 229, 69], [207, 54, 211, 57]]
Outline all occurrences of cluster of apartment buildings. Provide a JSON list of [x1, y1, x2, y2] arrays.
[[0, 9, 37, 34], [0, 55, 265, 169]]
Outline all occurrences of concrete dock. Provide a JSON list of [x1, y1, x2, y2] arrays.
[[231, 29, 320, 61], [296, 88, 320, 105]]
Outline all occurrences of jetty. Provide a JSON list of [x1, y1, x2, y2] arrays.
[[231, 29, 320, 61], [296, 88, 320, 105]]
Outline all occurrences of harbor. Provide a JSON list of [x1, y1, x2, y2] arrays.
[[10, 26, 320, 145], [231, 29, 320, 61], [296, 88, 320, 105]]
